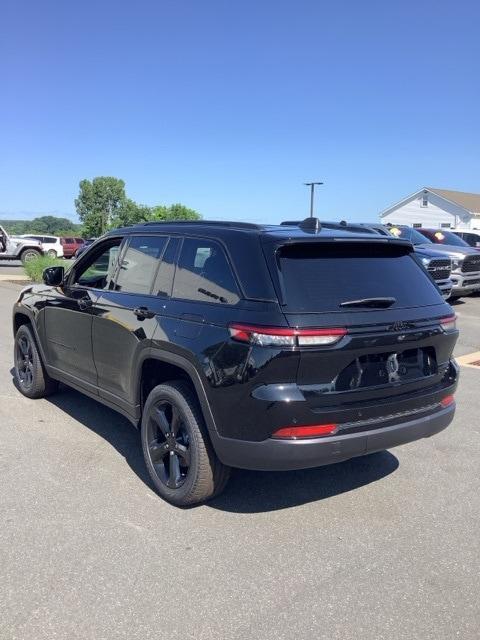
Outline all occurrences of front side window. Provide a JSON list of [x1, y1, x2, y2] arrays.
[[173, 238, 240, 305], [73, 240, 122, 289], [115, 235, 167, 294]]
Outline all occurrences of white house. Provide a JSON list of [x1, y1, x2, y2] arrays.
[[380, 187, 480, 230]]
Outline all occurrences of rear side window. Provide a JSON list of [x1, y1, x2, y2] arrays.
[[43, 237, 56, 244], [115, 235, 167, 294], [277, 243, 443, 312], [173, 238, 240, 305], [153, 237, 180, 298], [63, 237, 74, 244]]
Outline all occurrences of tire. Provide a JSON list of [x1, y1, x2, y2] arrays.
[[14, 324, 59, 399], [20, 248, 41, 263], [47, 249, 57, 258], [141, 381, 230, 506]]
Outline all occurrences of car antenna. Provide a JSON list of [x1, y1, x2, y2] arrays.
[[299, 217, 322, 233]]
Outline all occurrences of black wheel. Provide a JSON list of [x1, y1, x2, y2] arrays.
[[141, 381, 230, 506], [20, 248, 41, 263], [14, 324, 58, 398]]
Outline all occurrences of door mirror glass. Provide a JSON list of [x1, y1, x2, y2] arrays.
[[43, 266, 64, 286]]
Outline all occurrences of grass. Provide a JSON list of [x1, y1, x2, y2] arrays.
[[23, 255, 67, 283]]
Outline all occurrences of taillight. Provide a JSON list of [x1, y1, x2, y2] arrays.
[[440, 395, 455, 408], [228, 323, 347, 347], [440, 315, 456, 331], [272, 424, 338, 439]]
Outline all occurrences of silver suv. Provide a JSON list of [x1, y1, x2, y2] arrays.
[[0, 226, 44, 263]]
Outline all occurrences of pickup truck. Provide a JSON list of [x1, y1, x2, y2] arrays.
[[0, 226, 44, 263]]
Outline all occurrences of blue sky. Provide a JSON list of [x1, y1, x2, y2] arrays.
[[1, 0, 479, 223]]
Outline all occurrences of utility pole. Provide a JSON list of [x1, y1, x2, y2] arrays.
[[304, 181, 323, 217]]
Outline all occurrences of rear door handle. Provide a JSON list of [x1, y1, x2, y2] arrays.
[[134, 306, 156, 320]]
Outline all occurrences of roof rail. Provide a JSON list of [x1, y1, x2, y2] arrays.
[[142, 220, 263, 230], [281, 219, 374, 234]]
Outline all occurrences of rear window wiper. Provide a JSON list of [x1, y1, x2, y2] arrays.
[[339, 297, 396, 308]]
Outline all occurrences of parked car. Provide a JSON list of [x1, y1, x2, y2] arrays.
[[74, 238, 96, 259], [0, 226, 44, 263], [413, 228, 480, 297], [20, 235, 64, 258], [451, 230, 480, 249], [13, 218, 459, 506], [60, 237, 84, 258]]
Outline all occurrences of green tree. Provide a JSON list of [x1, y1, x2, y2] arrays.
[[112, 198, 153, 227], [150, 203, 200, 221], [75, 177, 127, 236], [29, 216, 77, 234]]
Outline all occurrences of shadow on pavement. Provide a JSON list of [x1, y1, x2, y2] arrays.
[[208, 451, 399, 513], [13, 376, 399, 513]]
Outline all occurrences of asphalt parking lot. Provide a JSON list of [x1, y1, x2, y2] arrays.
[[0, 281, 479, 640]]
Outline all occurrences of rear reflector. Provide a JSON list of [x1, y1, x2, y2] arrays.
[[440, 395, 455, 408], [229, 323, 347, 347], [272, 424, 338, 439], [440, 316, 456, 331]]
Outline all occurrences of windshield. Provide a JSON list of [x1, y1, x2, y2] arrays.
[[388, 226, 431, 245], [277, 242, 442, 312], [427, 230, 470, 247]]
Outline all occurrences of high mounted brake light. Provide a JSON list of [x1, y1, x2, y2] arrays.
[[228, 324, 347, 347], [439, 316, 456, 332]]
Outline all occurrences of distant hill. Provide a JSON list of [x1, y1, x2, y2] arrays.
[[0, 216, 82, 236]]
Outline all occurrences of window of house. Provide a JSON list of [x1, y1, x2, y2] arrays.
[[115, 235, 167, 295], [173, 238, 240, 305], [413, 223, 422, 228], [421, 193, 428, 207], [440, 223, 451, 229]]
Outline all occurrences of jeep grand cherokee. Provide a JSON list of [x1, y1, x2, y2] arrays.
[[12, 219, 459, 506]]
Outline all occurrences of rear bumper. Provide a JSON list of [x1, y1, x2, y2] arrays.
[[211, 404, 455, 471]]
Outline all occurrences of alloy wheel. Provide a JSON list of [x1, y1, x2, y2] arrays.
[[146, 401, 191, 489], [23, 250, 39, 262], [16, 334, 34, 389]]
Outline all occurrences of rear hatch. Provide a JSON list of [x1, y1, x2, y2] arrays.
[[264, 237, 457, 410]]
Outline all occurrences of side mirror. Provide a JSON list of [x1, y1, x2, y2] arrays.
[[43, 266, 65, 286]]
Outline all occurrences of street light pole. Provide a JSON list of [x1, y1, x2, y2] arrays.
[[304, 181, 323, 217]]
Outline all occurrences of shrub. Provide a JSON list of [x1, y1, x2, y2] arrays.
[[23, 255, 66, 283]]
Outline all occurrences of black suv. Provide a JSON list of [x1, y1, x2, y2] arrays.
[[12, 219, 459, 506]]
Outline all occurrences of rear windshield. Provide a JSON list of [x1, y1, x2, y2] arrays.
[[388, 227, 431, 245], [277, 243, 442, 312], [427, 230, 470, 247]]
